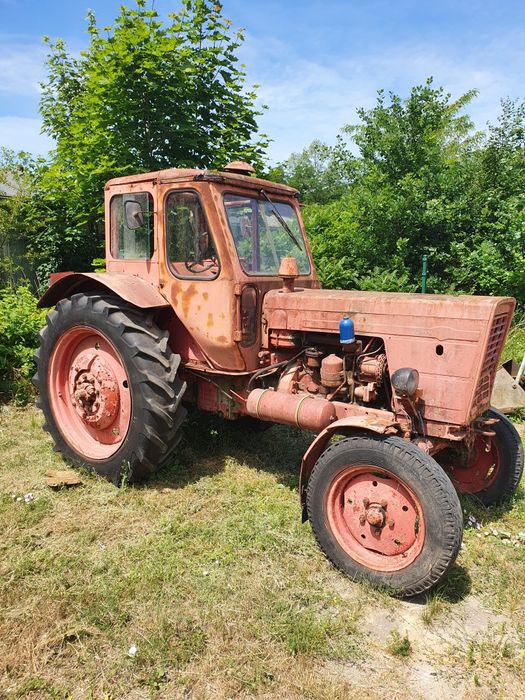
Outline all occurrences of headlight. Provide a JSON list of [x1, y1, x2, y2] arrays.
[[391, 368, 419, 397]]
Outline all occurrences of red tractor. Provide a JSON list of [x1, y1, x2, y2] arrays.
[[34, 161, 523, 596]]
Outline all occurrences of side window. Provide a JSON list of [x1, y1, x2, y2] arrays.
[[166, 190, 219, 278], [110, 192, 154, 260]]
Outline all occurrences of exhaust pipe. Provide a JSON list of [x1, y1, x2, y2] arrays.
[[245, 388, 336, 432]]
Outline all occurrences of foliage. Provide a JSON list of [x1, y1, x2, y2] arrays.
[[0, 285, 46, 403], [0, 149, 41, 286], [290, 80, 525, 305], [501, 315, 525, 364], [271, 137, 354, 204], [386, 630, 412, 657], [2, 0, 268, 282]]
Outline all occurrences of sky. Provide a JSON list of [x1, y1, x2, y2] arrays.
[[1, 0, 525, 164]]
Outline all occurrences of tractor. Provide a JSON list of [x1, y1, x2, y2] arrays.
[[34, 161, 524, 597]]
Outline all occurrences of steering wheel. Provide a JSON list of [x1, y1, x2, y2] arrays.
[[184, 229, 219, 274], [184, 256, 219, 274]]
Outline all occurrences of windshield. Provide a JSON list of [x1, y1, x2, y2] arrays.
[[223, 193, 310, 275]]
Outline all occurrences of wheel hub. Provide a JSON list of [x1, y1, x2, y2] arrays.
[[69, 351, 120, 430], [326, 467, 425, 570], [365, 504, 387, 528]]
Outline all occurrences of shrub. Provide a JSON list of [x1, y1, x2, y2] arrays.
[[0, 285, 47, 403]]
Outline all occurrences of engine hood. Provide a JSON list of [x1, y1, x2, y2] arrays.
[[263, 288, 514, 337], [263, 287, 515, 429]]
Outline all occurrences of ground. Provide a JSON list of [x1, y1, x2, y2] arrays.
[[0, 406, 524, 700]]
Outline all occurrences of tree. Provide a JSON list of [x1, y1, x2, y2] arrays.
[[343, 79, 480, 290], [34, 0, 268, 276], [275, 138, 354, 205], [450, 98, 525, 301]]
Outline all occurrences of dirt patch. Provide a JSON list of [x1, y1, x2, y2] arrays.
[[324, 594, 522, 699]]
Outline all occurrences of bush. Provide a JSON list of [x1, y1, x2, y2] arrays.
[[0, 285, 47, 403]]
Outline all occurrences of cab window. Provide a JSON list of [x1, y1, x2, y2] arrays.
[[223, 193, 310, 275], [110, 192, 154, 260], [165, 190, 219, 279]]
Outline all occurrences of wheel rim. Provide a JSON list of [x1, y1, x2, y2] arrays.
[[48, 326, 131, 460], [325, 465, 425, 572], [450, 435, 501, 494]]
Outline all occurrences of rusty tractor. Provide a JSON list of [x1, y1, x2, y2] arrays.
[[34, 161, 524, 596]]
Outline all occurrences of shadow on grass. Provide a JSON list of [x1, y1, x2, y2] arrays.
[[459, 487, 525, 526], [146, 409, 312, 493], [405, 563, 472, 607]]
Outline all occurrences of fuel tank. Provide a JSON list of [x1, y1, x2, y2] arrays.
[[263, 288, 515, 428]]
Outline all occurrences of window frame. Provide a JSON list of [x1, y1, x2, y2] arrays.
[[109, 191, 155, 261], [222, 191, 311, 277], [164, 188, 221, 281]]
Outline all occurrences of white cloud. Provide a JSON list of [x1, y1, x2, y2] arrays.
[[0, 116, 53, 155], [0, 43, 47, 97], [245, 33, 525, 163]]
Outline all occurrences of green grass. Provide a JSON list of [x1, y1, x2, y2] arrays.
[[386, 631, 412, 658], [501, 314, 525, 363], [0, 406, 524, 699]]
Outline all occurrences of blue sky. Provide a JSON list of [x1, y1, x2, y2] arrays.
[[1, 0, 524, 163]]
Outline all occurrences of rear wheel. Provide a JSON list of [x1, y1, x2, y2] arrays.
[[34, 293, 187, 484], [307, 435, 463, 597], [442, 409, 523, 505]]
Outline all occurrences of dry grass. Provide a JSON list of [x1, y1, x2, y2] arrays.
[[0, 406, 524, 699]]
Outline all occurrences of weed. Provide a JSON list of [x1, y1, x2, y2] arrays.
[[421, 591, 447, 625], [118, 459, 132, 489], [386, 630, 412, 657]]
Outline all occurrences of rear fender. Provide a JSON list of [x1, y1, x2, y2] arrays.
[[38, 272, 170, 310], [299, 416, 399, 521]]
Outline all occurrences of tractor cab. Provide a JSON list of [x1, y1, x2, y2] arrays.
[[103, 161, 319, 372]]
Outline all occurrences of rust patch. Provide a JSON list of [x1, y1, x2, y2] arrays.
[[216, 335, 228, 344], [181, 284, 198, 317], [207, 313, 214, 328], [203, 292, 209, 301]]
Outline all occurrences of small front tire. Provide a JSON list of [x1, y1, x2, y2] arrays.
[[306, 434, 463, 597]]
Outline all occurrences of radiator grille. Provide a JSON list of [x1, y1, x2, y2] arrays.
[[471, 312, 509, 417]]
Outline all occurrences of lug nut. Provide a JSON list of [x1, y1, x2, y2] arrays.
[[359, 514, 366, 525], [363, 497, 370, 508], [387, 518, 395, 528]]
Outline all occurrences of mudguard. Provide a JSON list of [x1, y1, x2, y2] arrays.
[[299, 415, 399, 521], [38, 272, 170, 310]]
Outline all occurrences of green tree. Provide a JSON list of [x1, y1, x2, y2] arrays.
[[454, 98, 525, 302], [299, 79, 493, 294], [0, 149, 42, 286], [344, 79, 480, 290], [276, 138, 354, 204], [34, 0, 268, 276]]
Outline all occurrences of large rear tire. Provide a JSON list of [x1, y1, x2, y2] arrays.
[[34, 293, 187, 484], [307, 435, 463, 597]]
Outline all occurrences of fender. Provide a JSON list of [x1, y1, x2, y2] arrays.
[[38, 272, 170, 310], [299, 415, 400, 521]]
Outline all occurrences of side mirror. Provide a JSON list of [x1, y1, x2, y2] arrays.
[[125, 200, 144, 230]]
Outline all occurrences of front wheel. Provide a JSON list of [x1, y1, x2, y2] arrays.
[[306, 435, 463, 597], [441, 408, 524, 505]]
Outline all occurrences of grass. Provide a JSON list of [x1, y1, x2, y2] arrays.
[[386, 631, 412, 658], [501, 314, 525, 364], [0, 406, 524, 699]]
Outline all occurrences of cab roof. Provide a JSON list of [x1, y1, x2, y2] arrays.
[[105, 167, 299, 198]]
